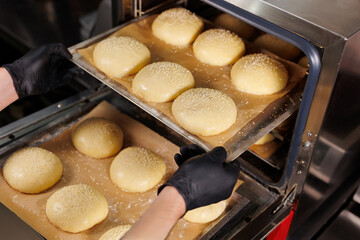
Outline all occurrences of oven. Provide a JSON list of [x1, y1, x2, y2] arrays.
[[1, 0, 360, 239]]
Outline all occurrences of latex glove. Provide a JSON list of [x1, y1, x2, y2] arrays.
[[174, 144, 206, 166], [162, 145, 240, 211], [3, 43, 74, 99]]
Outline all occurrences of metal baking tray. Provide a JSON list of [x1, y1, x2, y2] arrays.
[[0, 90, 280, 240], [68, 14, 307, 161]]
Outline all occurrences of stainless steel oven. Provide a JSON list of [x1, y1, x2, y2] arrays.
[[1, 0, 360, 239]]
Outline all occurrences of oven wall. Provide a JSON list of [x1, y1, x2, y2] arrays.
[[288, 31, 360, 239]]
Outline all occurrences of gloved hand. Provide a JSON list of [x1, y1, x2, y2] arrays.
[[174, 144, 206, 166], [3, 43, 75, 99], [161, 145, 240, 211]]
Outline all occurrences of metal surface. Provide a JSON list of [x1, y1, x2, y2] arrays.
[[0, 0, 102, 48], [318, 208, 360, 240], [288, 32, 360, 238], [262, 0, 360, 38]]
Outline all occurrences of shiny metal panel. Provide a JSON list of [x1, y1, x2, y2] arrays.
[[262, 0, 360, 38], [221, 0, 343, 47], [288, 32, 360, 238], [318, 209, 360, 240]]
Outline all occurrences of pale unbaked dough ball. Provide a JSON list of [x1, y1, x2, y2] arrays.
[[99, 225, 132, 240], [172, 88, 237, 136], [3, 147, 63, 194], [110, 147, 166, 192], [152, 8, 204, 47], [93, 36, 151, 78], [183, 200, 227, 224], [193, 29, 245, 66], [132, 61, 195, 102], [214, 13, 255, 39], [298, 56, 309, 69], [254, 133, 275, 145], [46, 184, 108, 233], [254, 34, 301, 60], [71, 117, 123, 159], [231, 53, 288, 95]]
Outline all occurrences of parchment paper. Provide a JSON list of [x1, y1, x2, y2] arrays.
[[77, 15, 307, 147], [0, 101, 242, 240]]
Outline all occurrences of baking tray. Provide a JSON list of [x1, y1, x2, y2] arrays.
[[69, 14, 307, 161], [0, 100, 249, 240]]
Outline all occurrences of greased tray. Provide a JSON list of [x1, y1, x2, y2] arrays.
[[69, 14, 307, 161], [0, 101, 247, 240]]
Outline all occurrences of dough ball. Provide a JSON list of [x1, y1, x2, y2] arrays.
[[152, 8, 204, 47], [254, 133, 275, 145], [99, 225, 131, 240], [231, 53, 288, 95], [183, 200, 227, 224], [71, 117, 123, 159], [298, 56, 309, 69], [193, 28, 245, 66], [110, 147, 166, 193], [93, 36, 151, 78], [172, 88, 237, 136], [132, 61, 195, 102], [254, 34, 301, 60], [3, 147, 63, 194], [214, 13, 255, 39], [46, 184, 108, 233]]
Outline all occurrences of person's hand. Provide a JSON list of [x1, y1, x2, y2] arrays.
[[174, 144, 206, 166], [3, 43, 75, 99], [161, 145, 240, 211]]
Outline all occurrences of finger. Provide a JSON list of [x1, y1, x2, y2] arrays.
[[174, 153, 185, 166], [187, 144, 206, 155], [225, 159, 241, 177], [180, 144, 205, 160], [48, 43, 72, 60], [175, 144, 204, 167], [208, 146, 227, 163]]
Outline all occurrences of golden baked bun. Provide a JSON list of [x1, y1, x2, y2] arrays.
[[110, 147, 166, 193], [254, 34, 301, 60], [193, 29, 245, 66], [46, 184, 108, 233], [231, 53, 288, 95], [3, 147, 63, 194], [254, 133, 275, 145], [71, 117, 123, 159], [132, 61, 195, 102], [172, 88, 237, 136], [214, 13, 255, 39], [152, 8, 204, 47], [93, 36, 150, 78], [183, 200, 227, 224], [99, 225, 132, 240]]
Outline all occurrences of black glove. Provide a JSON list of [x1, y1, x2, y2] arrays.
[[161, 145, 240, 211], [174, 144, 206, 166], [3, 43, 74, 99]]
